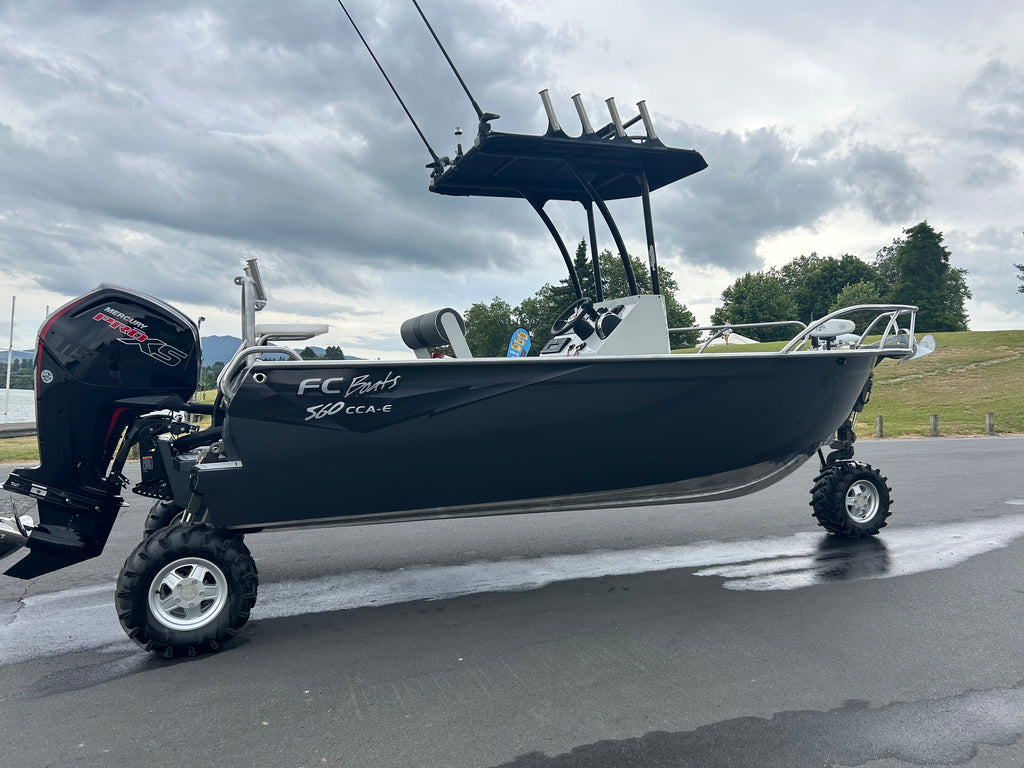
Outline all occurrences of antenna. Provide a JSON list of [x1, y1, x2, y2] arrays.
[[335, 0, 445, 172], [411, 0, 499, 126]]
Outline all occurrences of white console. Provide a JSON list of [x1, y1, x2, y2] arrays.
[[539, 294, 669, 357]]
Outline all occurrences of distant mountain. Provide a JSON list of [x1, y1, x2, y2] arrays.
[[200, 336, 244, 365], [5, 349, 35, 361], [200, 336, 343, 365]]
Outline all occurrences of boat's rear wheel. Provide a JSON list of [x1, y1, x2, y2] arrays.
[[810, 461, 892, 537], [116, 522, 258, 657]]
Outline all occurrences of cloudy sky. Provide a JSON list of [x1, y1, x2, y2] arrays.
[[2, 0, 1023, 357]]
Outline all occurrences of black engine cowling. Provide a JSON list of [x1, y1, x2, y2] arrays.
[[3, 285, 199, 578]]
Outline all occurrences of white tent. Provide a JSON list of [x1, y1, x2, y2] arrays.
[[705, 331, 759, 346]]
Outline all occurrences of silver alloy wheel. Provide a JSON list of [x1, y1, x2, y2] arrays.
[[845, 479, 880, 523], [148, 557, 229, 631]]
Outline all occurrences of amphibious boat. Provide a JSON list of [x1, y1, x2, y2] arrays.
[[1, 19, 933, 656]]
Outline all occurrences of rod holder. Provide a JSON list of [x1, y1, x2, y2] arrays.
[[636, 100, 658, 141], [605, 97, 626, 138], [572, 94, 595, 135], [539, 90, 562, 134]]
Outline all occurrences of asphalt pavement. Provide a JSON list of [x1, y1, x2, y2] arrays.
[[1, 437, 1023, 767]]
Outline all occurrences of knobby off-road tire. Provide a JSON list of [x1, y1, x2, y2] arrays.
[[143, 500, 183, 538], [144, 501, 245, 542], [116, 522, 258, 657], [810, 461, 892, 538]]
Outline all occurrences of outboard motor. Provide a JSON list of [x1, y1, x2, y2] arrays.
[[2, 285, 199, 578]]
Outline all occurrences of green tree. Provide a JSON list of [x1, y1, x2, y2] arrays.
[[566, 239, 597, 300], [830, 280, 883, 312], [872, 239, 901, 289], [1016, 263, 1024, 294], [299, 346, 322, 360], [200, 361, 225, 390], [324, 345, 345, 360], [464, 297, 518, 357], [0, 362, 33, 389], [711, 270, 800, 341], [597, 250, 647, 301], [779, 253, 878, 321], [515, 283, 563, 354], [880, 221, 970, 332]]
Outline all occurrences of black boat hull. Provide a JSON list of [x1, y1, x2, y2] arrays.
[[196, 352, 876, 530]]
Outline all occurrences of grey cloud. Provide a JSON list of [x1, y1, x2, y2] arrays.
[[840, 145, 929, 223], [0, 0, 560, 293], [651, 124, 926, 273], [962, 153, 1018, 188], [959, 58, 1024, 145], [946, 226, 1024, 319]]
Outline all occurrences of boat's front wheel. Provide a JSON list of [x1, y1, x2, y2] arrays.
[[810, 461, 892, 537], [116, 522, 258, 657]]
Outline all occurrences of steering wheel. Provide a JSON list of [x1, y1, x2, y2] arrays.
[[551, 297, 598, 336]]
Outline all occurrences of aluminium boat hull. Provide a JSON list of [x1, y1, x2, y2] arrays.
[[196, 350, 877, 530]]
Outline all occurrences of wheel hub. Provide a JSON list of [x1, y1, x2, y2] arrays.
[[846, 480, 880, 523], [148, 557, 228, 631], [176, 579, 201, 603]]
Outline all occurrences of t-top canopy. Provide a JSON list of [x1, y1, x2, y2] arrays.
[[426, 93, 708, 299], [429, 128, 708, 203]]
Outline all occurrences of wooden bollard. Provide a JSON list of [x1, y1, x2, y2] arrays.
[[986, 412, 994, 435], [876, 415, 884, 438], [930, 414, 938, 437]]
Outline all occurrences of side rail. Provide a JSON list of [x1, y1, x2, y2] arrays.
[[217, 258, 323, 404], [780, 305, 919, 355], [671, 321, 807, 354], [216, 344, 303, 404]]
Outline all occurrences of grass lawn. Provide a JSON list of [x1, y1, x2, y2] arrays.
[[856, 330, 1024, 437], [0, 436, 39, 463]]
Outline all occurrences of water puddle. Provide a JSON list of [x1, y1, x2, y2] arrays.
[[3, 512, 1024, 665]]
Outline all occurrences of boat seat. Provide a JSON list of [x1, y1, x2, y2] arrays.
[[809, 318, 856, 350], [401, 308, 472, 359]]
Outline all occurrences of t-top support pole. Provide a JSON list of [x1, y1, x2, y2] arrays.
[[585, 201, 604, 301], [565, 161, 639, 296], [526, 196, 582, 300], [640, 169, 660, 295]]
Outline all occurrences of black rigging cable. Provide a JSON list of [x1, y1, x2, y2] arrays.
[[334, 0, 443, 169], [410, 0, 486, 121]]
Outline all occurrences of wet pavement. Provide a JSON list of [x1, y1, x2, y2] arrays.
[[1, 437, 1023, 767]]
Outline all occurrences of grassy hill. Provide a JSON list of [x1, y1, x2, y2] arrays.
[[854, 330, 1024, 437]]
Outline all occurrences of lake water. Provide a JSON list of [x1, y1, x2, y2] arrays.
[[1, 388, 35, 423]]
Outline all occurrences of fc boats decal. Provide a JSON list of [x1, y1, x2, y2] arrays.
[[296, 371, 402, 397], [297, 371, 402, 421], [233, 365, 587, 433]]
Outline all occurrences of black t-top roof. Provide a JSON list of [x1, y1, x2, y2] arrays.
[[429, 128, 708, 203]]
